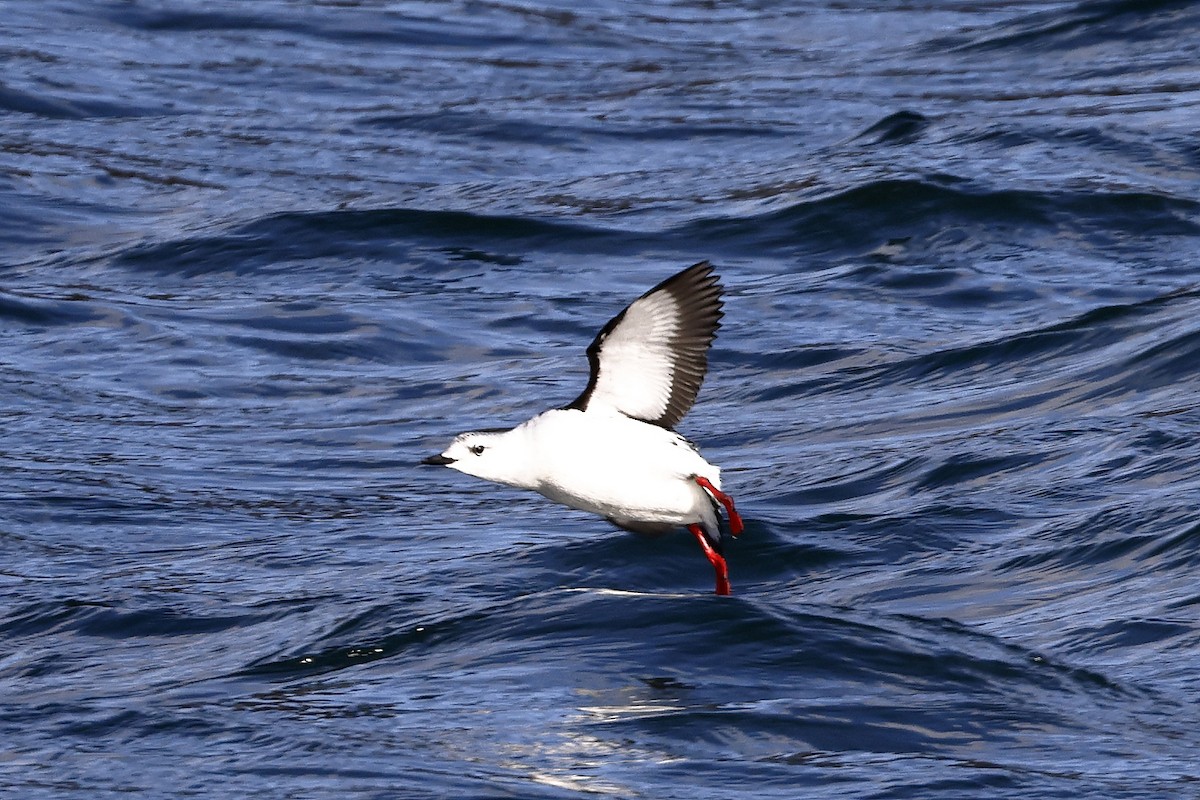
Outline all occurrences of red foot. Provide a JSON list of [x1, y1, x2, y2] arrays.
[[693, 475, 744, 536], [689, 524, 732, 596]]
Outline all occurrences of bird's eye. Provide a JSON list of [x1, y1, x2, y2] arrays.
[[470, 444, 485, 455]]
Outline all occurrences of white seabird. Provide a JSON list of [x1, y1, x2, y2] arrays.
[[422, 261, 743, 595]]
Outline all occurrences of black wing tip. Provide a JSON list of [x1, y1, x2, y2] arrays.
[[653, 261, 724, 428], [649, 260, 721, 298], [659, 260, 724, 324], [564, 260, 726, 422]]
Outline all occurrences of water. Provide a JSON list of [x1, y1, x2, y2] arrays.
[[3, 1, 1200, 797]]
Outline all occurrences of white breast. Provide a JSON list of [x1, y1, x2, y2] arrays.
[[519, 409, 720, 525]]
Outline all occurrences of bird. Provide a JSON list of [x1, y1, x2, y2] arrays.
[[421, 261, 743, 595]]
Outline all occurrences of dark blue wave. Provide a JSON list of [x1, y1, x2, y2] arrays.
[[110, 208, 633, 275], [0, 291, 106, 327], [755, 286, 1200, 404], [103, 5, 543, 49], [929, 0, 1200, 53], [0, 80, 156, 119], [361, 110, 781, 144], [109, 179, 1200, 277], [233, 587, 1134, 759], [0, 599, 276, 641], [851, 110, 931, 146]]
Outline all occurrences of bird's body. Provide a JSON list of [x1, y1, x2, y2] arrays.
[[468, 408, 723, 534], [423, 261, 743, 594]]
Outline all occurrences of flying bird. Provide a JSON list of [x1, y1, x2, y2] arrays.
[[422, 261, 743, 595]]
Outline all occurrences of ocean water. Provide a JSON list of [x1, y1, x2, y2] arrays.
[[3, 1, 1200, 797]]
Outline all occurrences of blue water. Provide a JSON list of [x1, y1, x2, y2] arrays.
[[4, 1, 1200, 797]]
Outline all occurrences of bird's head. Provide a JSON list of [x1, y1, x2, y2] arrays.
[[421, 428, 531, 487]]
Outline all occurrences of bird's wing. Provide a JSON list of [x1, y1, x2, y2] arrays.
[[564, 261, 723, 429]]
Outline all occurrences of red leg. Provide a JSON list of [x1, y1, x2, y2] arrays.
[[688, 524, 732, 596], [694, 475, 744, 536]]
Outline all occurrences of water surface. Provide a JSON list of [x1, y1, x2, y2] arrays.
[[3, 1, 1200, 797]]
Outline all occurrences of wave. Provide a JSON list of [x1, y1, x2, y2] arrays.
[[0, 80, 156, 120], [851, 110, 931, 146], [927, 0, 1199, 53], [108, 178, 1200, 277], [678, 179, 1199, 259], [755, 285, 1200, 406], [0, 290, 107, 327], [102, 4, 542, 49], [361, 110, 780, 145], [234, 587, 1132, 754], [110, 208, 637, 276], [0, 599, 277, 641]]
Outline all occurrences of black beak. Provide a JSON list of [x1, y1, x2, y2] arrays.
[[421, 454, 456, 466]]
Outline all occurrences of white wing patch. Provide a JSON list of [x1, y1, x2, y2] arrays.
[[566, 261, 723, 429], [585, 290, 683, 422]]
